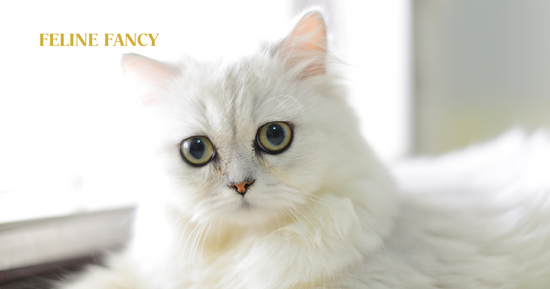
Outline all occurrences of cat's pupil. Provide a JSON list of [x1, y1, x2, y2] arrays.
[[189, 138, 205, 159], [266, 124, 285, 145]]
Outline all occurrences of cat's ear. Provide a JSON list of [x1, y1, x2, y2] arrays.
[[278, 11, 327, 79], [121, 53, 177, 106]]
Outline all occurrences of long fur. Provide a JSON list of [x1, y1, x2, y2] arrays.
[[59, 11, 550, 289]]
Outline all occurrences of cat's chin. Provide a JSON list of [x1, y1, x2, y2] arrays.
[[222, 205, 281, 227]]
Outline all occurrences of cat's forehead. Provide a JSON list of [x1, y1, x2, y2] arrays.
[[174, 57, 302, 139]]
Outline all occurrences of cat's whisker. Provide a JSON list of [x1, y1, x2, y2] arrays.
[[287, 182, 336, 210], [302, 194, 322, 216], [287, 207, 320, 256], [173, 212, 199, 268], [170, 211, 194, 236], [192, 220, 209, 270], [190, 218, 210, 269], [308, 194, 339, 209], [289, 205, 316, 230], [280, 207, 300, 231], [194, 219, 209, 268], [304, 195, 333, 212], [180, 218, 207, 270], [216, 216, 222, 248], [189, 221, 204, 269], [263, 208, 287, 239], [198, 218, 213, 266], [283, 206, 314, 238]]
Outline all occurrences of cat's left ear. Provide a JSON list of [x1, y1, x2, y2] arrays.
[[121, 53, 177, 106], [278, 10, 327, 79]]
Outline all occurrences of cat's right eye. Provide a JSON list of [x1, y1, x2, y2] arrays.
[[180, 136, 215, 167]]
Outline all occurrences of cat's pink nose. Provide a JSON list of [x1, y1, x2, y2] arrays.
[[231, 181, 254, 195]]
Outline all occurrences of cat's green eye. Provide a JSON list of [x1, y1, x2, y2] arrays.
[[180, 136, 215, 167], [256, 122, 293, 154]]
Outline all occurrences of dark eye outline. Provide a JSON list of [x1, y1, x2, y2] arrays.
[[179, 136, 216, 167], [255, 122, 294, 155]]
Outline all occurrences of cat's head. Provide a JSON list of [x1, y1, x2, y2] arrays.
[[122, 11, 377, 226]]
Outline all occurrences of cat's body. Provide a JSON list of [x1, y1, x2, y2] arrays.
[[60, 11, 550, 289]]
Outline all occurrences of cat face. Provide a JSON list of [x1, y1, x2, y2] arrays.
[[123, 12, 347, 225], [174, 62, 332, 224]]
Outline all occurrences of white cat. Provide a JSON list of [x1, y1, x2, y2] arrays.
[[60, 11, 550, 289]]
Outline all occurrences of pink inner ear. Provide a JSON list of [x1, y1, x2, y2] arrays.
[[280, 11, 327, 78], [289, 12, 326, 54]]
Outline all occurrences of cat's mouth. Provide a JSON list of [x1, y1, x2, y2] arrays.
[[240, 199, 252, 210]]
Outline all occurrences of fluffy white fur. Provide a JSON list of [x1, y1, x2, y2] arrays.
[[59, 11, 550, 289]]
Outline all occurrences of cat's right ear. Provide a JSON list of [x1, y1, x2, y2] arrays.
[[121, 53, 177, 106]]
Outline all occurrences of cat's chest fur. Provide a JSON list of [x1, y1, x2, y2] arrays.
[[128, 191, 384, 289]]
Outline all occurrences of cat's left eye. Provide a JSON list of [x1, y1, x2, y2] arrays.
[[180, 136, 215, 167], [256, 122, 293, 154]]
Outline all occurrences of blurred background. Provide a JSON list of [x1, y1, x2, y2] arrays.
[[0, 0, 549, 284], [414, 0, 550, 155]]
